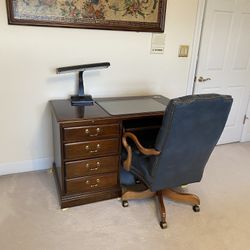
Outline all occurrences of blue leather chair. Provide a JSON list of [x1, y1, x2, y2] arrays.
[[121, 94, 233, 228]]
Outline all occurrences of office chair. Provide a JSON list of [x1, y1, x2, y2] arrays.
[[120, 94, 233, 229]]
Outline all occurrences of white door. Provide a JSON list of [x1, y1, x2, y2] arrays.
[[194, 0, 250, 144]]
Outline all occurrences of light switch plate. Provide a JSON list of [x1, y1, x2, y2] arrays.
[[178, 45, 189, 57]]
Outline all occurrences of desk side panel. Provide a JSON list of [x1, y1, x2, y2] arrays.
[[52, 112, 64, 193]]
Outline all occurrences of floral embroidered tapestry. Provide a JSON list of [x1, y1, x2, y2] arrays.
[[7, 0, 167, 32]]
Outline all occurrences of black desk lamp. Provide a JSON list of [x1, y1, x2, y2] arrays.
[[56, 62, 110, 106]]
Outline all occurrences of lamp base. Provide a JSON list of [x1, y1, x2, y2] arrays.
[[71, 95, 94, 106]]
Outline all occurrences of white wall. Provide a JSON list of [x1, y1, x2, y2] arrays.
[[0, 0, 199, 174]]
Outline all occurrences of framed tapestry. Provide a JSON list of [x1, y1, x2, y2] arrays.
[[6, 0, 167, 32]]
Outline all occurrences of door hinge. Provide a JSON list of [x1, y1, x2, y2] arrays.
[[243, 115, 249, 125]]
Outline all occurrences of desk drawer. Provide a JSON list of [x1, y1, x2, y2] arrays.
[[65, 156, 119, 178], [63, 124, 120, 142], [66, 173, 118, 194], [64, 138, 119, 160]]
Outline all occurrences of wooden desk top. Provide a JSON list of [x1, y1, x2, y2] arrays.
[[50, 95, 169, 123]]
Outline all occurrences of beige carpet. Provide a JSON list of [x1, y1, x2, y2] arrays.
[[1, 142, 250, 250]]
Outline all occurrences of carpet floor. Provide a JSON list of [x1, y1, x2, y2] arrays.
[[0, 142, 250, 250]]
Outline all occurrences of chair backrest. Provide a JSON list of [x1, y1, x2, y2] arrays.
[[150, 94, 233, 192]]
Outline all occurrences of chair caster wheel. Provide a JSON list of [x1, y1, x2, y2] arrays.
[[160, 221, 168, 229], [135, 179, 141, 184], [193, 205, 200, 212], [122, 200, 129, 207]]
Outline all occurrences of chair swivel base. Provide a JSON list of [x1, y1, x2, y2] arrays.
[[162, 188, 201, 212], [121, 186, 200, 229]]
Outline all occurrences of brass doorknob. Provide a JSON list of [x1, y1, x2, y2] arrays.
[[198, 76, 211, 82]]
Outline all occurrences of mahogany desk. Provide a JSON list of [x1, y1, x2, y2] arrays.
[[50, 95, 169, 208]]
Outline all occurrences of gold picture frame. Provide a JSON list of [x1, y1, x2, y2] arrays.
[[6, 0, 167, 32]]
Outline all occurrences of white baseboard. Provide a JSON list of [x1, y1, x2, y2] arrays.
[[0, 157, 53, 176]]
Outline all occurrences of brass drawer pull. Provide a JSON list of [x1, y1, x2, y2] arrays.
[[84, 128, 101, 137], [90, 128, 101, 137], [90, 161, 101, 171], [85, 178, 100, 188], [85, 144, 101, 153], [85, 161, 101, 171]]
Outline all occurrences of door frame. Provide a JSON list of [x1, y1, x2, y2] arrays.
[[186, 0, 250, 142], [186, 0, 206, 95], [241, 93, 250, 142]]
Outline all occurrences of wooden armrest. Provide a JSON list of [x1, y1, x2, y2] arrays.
[[122, 132, 160, 171]]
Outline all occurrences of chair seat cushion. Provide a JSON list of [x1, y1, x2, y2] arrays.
[[119, 166, 136, 186], [130, 152, 154, 188]]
